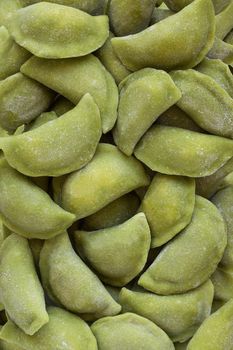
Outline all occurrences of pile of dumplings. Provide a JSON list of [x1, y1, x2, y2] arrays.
[[0, 0, 233, 349]]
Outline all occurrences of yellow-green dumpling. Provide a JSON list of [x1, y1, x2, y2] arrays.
[[39, 232, 121, 320], [141, 174, 195, 247], [120, 280, 214, 342], [187, 299, 233, 350], [138, 196, 227, 294], [74, 213, 151, 286], [134, 126, 233, 177], [0, 234, 48, 335], [7, 2, 109, 58], [111, 0, 215, 71], [59, 144, 150, 219], [91, 313, 175, 350], [0, 307, 98, 350]]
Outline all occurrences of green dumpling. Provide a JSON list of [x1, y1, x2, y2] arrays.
[[0, 72, 55, 132], [134, 126, 233, 177], [215, 0, 233, 39], [187, 299, 233, 350], [21, 54, 118, 133], [111, 0, 215, 71], [120, 280, 214, 342], [0, 94, 102, 177], [82, 192, 140, 230], [0, 26, 31, 81], [141, 173, 195, 247], [113, 68, 181, 155], [0, 159, 75, 239], [74, 213, 151, 286], [108, 0, 154, 36], [170, 69, 233, 139], [51, 96, 74, 117], [59, 143, 150, 219], [0, 306, 97, 350], [40, 232, 121, 320], [0, 0, 21, 27], [211, 266, 233, 302], [138, 196, 227, 294], [0, 234, 48, 335], [7, 2, 109, 58], [207, 37, 233, 64], [91, 313, 175, 350]]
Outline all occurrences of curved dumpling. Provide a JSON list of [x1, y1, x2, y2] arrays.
[[82, 192, 140, 230], [0, 159, 75, 239], [187, 299, 233, 350], [91, 313, 175, 350], [0, 307, 98, 350], [111, 0, 215, 71], [134, 125, 233, 177], [39, 232, 121, 320], [120, 280, 214, 342], [211, 186, 233, 269], [20, 0, 106, 14], [0, 72, 55, 132], [59, 143, 150, 219], [0, 0, 21, 27], [21, 54, 118, 133], [7, 2, 109, 58], [170, 70, 233, 139], [0, 94, 101, 177], [0, 26, 31, 80], [108, 0, 154, 36], [138, 196, 227, 294], [141, 173, 195, 247], [74, 213, 151, 286], [0, 234, 48, 335], [96, 32, 130, 85], [196, 58, 233, 98], [113, 68, 181, 155]]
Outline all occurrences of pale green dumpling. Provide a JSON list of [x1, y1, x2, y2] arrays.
[[141, 174, 195, 247], [134, 126, 233, 177], [59, 144, 150, 219], [74, 213, 151, 286], [138, 196, 227, 294], [0, 72, 55, 132], [113, 68, 181, 155], [27, 111, 57, 130], [91, 313, 175, 350], [120, 280, 214, 342], [215, 1, 233, 39], [7, 2, 109, 58], [170, 70, 233, 139], [0, 94, 102, 177], [187, 299, 233, 350], [82, 192, 140, 230], [0, 307, 98, 350], [0, 159, 75, 239], [211, 186, 233, 269], [0, 234, 48, 335], [108, 0, 154, 36], [21, 54, 118, 133], [0, 26, 31, 80], [40, 232, 121, 320], [111, 0, 215, 71], [207, 37, 233, 64], [0, 0, 21, 27]]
